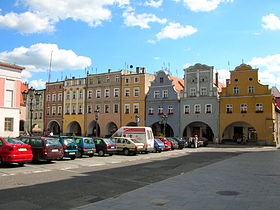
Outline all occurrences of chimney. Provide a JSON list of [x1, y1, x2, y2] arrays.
[[136, 67, 140, 73], [215, 72, 219, 87], [108, 69, 112, 73], [226, 79, 230, 86]]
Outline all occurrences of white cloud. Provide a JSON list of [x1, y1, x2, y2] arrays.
[[123, 8, 167, 29], [215, 69, 230, 84], [144, 0, 163, 8], [153, 56, 161, 60], [155, 22, 197, 41], [29, 79, 46, 89], [21, 70, 32, 81], [0, 12, 55, 34], [249, 54, 280, 86], [177, 0, 233, 12], [0, 43, 92, 73], [262, 13, 280, 30]]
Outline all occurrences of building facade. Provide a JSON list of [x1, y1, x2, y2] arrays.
[[180, 63, 221, 141], [220, 64, 277, 145], [0, 61, 24, 137], [45, 81, 64, 135], [146, 70, 184, 137], [63, 77, 86, 136], [20, 82, 28, 135], [121, 67, 155, 127]]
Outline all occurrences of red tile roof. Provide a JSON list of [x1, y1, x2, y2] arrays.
[[168, 75, 184, 92], [20, 82, 28, 105]]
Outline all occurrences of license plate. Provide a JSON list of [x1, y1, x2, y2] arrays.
[[88, 150, 93, 153], [69, 152, 75, 155], [111, 147, 115, 149], [52, 149, 59, 152], [18, 148, 27, 151]]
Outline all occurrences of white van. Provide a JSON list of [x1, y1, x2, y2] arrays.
[[111, 127, 154, 152]]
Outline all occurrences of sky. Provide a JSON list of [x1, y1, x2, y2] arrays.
[[0, 0, 280, 90]]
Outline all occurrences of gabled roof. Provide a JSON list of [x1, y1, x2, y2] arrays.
[[168, 75, 184, 92]]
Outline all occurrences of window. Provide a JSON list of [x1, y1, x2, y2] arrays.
[[154, 90, 160, 99], [58, 93, 62, 102], [89, 79, 93, 84], [256, 103, 263, 113], [5, 90, 13, 107], [190, 88, 196, 97], [168, 105, 173, 114], [4, 118, 13, 131], [52, 94, 56, 102], [88, 105, 92, 113], [114, 104, 119, 113], [96, 90, 101, 98], [158, 106, 163, 115], [163, 90, 168, 98], [148, 106, 154, 115], [114, 88, 119, 97], [105, 104, 110, 113], [105, 89, 110, 98], [97, 78, 101, 84], [106, 76, 110, 82], [47, 94, 51, 102], [125, 78, 130, 83], [52, 106, 56, 115], [248, 86, 254, 94], [65, 105, 70, 114], [233, 87, 239, 94], [58, 106, 62, 115], [134, 87, 140, 97], [240, 104, 247, 113], [72, 104, 76, 114], [184, 105, 190, 114], [72, 91, 76, 99], [226, 104, 233, 113], [194, 104, 201, 114], [115, 75, 120, 82], [159, 77, 164, 83], [125, 88, 130, 97], [88, 90, 93, 99], [34, 112, 38, 119], [79, 90, 83, 99], [39, 112, 43, 119], [133, 103, 139, 114], [78, 105, 83, 114], [124, 104, 130, 114], [200, 87, 207, 96], [205, 104, 212, 113], [66, 92, 70, 100], [96, 105, 101, 113], [47, 107, 50, 115], [134, 77, 140, 83]]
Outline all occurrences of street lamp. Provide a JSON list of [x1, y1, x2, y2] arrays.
[[135, 115, 140, 126], [22, 87, 41, 135], [160, 114, 168, 137], [94, 108, 100, 137]]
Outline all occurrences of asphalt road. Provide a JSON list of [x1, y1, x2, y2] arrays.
[[0, 147, 244, 210]]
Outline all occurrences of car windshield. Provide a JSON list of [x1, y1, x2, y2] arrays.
[[130, 138, 141, 143], [103, 138, 115, 145], [46, 139, 61, 146], [4, 138, 24, 144], [155, 139, 163, 144], [63, 139, 74, 144], [84, 138, 94, 144]]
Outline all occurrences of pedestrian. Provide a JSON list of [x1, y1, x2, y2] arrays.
[[215, 137, 219, 146], [194, 135, 198, 148]]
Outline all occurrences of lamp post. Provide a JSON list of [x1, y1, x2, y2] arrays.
[[94, 108, 100, 137], [22, 87, 41, 135], [135, 115, 140, 126], [161, 114, 168, 137]]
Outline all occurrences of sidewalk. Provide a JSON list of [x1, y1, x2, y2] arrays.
[[78, 148, 280, 210]]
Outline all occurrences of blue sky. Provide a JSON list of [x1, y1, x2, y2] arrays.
[[0, 0, 280, 89]]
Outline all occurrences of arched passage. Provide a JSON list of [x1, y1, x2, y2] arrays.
[[67, 121, 82, 136], [87, 120, 100, 137], [48, 121, 61, 135], [151, 122, 174, 137], [222, 121, 258, 144], [183, 121, 214, 141], [105, 122, 118, 137]]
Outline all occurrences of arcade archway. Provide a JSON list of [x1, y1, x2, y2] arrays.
[[67, 121, 81, 136], [105, 122, 118, 137], [183, 121, 214, 141], [151, 122, 174, 137], [48, 121, 61, 135], [87, 120, 100, 137]]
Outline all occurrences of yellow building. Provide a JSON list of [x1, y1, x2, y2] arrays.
[[220, 64, 276, 145], [63, 77, 86, 136], [121, 67, 155, 127]]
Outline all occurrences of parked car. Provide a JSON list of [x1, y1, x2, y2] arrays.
[[73, 137, 95, 158], [154, 137, 171, 151], [167, 138, 179, 150], [168, 137, 185, 149], [18, 136, 64, 162], [111, 137, 145, 155], [0, 137, 33, 166], [154, 138, 165, 153], [54, 136, 78, 160], [198, 137, 209, 147], [93, 137, 116, 156]]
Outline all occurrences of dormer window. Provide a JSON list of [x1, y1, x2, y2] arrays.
[[233, 87, 239, 94], [234, 78, 238, 82], [249, 78, 253, 81], [248, 86, 254, 93], [160, 77, 164, 83]]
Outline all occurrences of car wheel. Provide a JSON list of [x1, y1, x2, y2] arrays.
[[158, 149, 162, 153], [88, 154, 94, 157], [18, 162, 25, 167], [46, 160, 52, 163], [123, 148, 130, 156], [109, 153, 113, 156], [98, 150, 105, 157], [0, 157, 4, 166], [76, 151, 82, 158], [70, 156, 76, 160]]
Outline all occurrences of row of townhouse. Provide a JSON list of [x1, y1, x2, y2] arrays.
[[21, 63, 280, 146]]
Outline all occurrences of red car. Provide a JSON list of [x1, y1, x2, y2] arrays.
[[155, 137, 172, 151], [0, 137, 33, 166]]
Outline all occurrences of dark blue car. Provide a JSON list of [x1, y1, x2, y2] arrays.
[[154, 139, 165, 153], [73, 137, 96, 158]]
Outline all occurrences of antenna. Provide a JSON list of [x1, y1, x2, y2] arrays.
[[48, 50, 53, 83], [242, 59, 244, 64], [227, 61, 230, 70]]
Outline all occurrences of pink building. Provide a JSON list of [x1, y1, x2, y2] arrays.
[[0, 61, 24, 137]]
